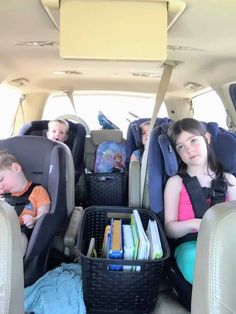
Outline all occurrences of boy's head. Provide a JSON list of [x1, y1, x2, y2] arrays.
[[0, 150, 27, 194], [47, 119, 69, 143]]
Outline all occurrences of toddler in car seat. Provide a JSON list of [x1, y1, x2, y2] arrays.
[[131, 120, 150, 162], [47, 118, 69, 143], [0, 150, 51, 256]]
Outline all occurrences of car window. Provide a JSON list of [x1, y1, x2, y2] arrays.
[[0, 84, 22, 139], [192, 90, 227, 129], [43, 91, 168, 137]]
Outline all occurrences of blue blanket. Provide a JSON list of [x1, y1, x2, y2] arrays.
[[24, 263, 86, 314]]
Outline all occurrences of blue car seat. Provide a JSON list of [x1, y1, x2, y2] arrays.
[[0, 135, 75, 287], [125, 117, 171, 167], [147, 121, 236, 311], [126, 117, 171, 208], [19, 119, 86, 184]]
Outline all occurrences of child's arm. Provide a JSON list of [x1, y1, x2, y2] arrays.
[[22, 185, 51, 229], [164, 175, 201, 239], [22, 204, 50, 229]]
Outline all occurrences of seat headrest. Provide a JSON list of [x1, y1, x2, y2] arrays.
[[160, 121, 236, 176], [158, 133, 178, 176], [90, 129, 123, 146], [206, 122, 236, 175]]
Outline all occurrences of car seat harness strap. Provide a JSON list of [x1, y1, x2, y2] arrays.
[[4, 183, 39, 216], [176, 174, 227, 245]]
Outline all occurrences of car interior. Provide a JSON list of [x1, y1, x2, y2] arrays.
[[1, 0, 236, 313]]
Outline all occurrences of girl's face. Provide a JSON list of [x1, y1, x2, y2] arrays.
[[141, 124, 150, 146], [175, 130, 210, 166]]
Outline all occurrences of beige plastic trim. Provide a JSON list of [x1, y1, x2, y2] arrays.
[[40, 0, 60, 9], [59, 0, 167, 60], [168, 0, 187, 30], [41, 0, 186, 32]]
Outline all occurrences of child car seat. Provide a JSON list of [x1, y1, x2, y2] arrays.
[[0, 135, 75, 287], [127, 117, 171, 208], [125, 117, 171, 167], [18, 119, 86, 184], [147, 121, 236, 311]]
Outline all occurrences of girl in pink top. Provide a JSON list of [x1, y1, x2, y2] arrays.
[[164, 118, 236, 286]]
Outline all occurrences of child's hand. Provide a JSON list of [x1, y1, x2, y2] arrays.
[[191, 218, 202, 233], [22, 214, 36, 229]]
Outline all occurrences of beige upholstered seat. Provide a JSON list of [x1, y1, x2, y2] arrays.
[[0, 200, 24, 314], [192, 201, 236, 314]]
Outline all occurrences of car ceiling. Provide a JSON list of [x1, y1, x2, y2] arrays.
[[0, 0, 236, 99]]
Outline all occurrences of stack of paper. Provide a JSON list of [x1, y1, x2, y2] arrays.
[[123, 224, 134, 271], [133, 210, 150, 261], [130, 214, 139, 261], [146, 220, 163, 260], [130, 210, 150, 271]]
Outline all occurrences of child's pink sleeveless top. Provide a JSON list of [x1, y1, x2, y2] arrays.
[[178, 184, 195, 221], [178, 182, 228, 221]]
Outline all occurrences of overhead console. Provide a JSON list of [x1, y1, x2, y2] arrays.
[[41, 0, 186, 65]]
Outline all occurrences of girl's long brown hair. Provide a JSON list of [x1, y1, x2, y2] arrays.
[[167, 118, 225, 179]]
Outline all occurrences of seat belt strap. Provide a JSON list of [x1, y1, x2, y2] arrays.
[[182, 174, 209, 218], [140, 63, 173, 206], [4, 183, 38, 217], [66, 91, 77, 115]]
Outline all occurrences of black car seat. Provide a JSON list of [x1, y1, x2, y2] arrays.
[[147, 121, 236, 311], [0, 135, 75, 287], [18, 119, 86, 184]]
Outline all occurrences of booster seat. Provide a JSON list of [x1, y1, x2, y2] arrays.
[[0, 135, 75, 287], [126, 117, 171, 208], [147, 121, 236, 311], [125, 117, 171, 167], [19, 119, 86, 184]]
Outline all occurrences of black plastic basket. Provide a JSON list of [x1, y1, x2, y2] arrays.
[[78, 206, 170, 314], [85, 172, 128, 206]]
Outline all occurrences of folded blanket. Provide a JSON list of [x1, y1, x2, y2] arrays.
[[24, 263, 86, 314]]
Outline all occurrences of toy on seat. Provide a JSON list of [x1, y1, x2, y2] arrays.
[[0, 135, 75, 287], [97, 111, 119, 129], [147, 119, 236, 311], [18, 119, 86, 184]]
